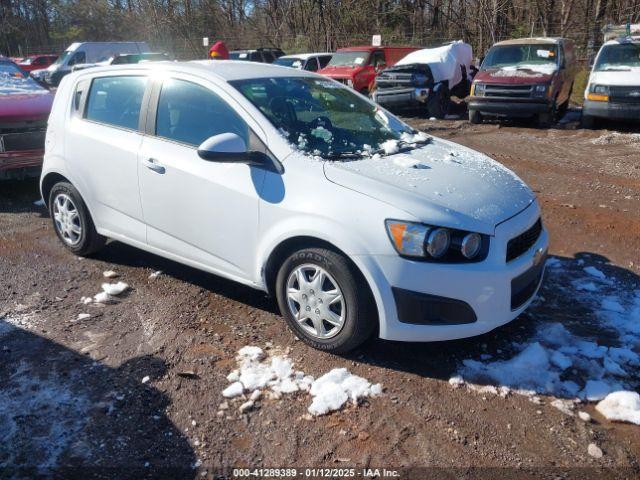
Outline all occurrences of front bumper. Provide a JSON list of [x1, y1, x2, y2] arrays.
[[356, 202, 548, 342], [583, 100, 640, 121], [373, 87, 430, 107], [0, 150, 44, 179], [469, 98, 552, 117]]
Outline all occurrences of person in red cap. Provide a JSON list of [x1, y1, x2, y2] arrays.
[[208, 41, 229, 60]]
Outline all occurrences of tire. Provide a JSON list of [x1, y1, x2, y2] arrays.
[[275, 248, 376, 353], [581, 114, 597, 129], [468, 109, 482, 124], [537, 108, 555, 128], [427, 85, 449, 119], [49, 181, 106, 256]]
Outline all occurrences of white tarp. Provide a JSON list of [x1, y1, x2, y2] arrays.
[[395, 40, 473, 90]]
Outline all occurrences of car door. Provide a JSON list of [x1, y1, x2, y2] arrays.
[[138, 75, 267, 282], [65, 73, 149, 243]]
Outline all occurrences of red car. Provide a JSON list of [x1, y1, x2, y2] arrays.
[[318, 46, 418, 94], [0, 58, 54, 179], [17, 54, 58, 73]]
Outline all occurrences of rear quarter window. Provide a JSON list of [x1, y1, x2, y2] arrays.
[[85, 76, 147, 130]]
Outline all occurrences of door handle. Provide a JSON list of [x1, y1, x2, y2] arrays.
[[142, 158, 165, 174]]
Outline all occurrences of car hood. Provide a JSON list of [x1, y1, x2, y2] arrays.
[[475, 67, 554, 84], [319, 65, 364, 77], [589, 69, 640, 86], [323, 137, 535, 235], [0, 76, 54, 122]]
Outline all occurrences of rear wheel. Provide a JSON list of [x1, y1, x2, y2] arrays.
[[468, 109, 482, 124], [275, 248, 376, 353], [49, 182, 106, 256]]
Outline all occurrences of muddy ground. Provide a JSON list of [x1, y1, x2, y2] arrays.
[[1, 113, 639, 479]]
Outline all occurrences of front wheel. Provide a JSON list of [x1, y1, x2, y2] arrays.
[[49, 181, 106, 256], [468, 109, 482, 124], [427, 85, 449, 119], [275, 248, 376, 353]]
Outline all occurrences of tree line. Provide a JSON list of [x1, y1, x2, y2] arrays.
[[1, 0, 638, 60]]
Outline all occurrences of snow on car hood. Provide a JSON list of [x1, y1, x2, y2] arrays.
[[589, 69, 640, 87], [323, 137, 535, 235]]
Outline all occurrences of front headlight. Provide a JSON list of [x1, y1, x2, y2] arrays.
[[472, 82, 485, 97], [385, 220, 488, 262], [587, 84, 609, 101], [413, 73, 429, 87], [532, 84, 549, 98]]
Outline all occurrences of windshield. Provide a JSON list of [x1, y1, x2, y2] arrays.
[[327, 51, 369, 68], [53, 50, 73, 66], [274, 57, 303, 68], [0, 62, 46, 94], [594, 43, 640, 70], [230, 76, 420, 158], [482, 44, 559, 69]]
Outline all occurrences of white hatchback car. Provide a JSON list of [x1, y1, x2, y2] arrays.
[[41, 61, 548, 353]]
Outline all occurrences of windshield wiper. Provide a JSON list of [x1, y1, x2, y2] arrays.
[[602, 66, 631, 71], [324, 151, 365, 160]]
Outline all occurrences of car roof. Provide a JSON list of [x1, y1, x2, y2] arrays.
[[278, 53, 332, 60], [77, 60, 315, 82], [493, 37, 566, 46], [603, 37, 640, 46]]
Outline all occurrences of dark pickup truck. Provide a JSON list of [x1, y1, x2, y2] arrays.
[[372, 42, 474, 118]]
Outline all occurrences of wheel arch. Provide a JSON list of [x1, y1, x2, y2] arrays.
[[262, 235, 380, 334], [41, 171, 71, 208]]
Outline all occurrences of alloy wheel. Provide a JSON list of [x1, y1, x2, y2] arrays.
[[52, 193, 82, 246], [286, 264, 346, 339]]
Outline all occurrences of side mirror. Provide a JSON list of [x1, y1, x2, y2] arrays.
[[197, 132, 272, 168], [588, 56, 595, 68]]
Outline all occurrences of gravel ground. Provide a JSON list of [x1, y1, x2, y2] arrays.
[[1, 114, 639, 479]]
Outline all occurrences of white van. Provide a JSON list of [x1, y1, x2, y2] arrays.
[[582, 36, 640, 127], [32, 42, 150, 86]]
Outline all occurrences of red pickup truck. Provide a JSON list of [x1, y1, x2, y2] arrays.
[[0, 58, 54, 179], [468, 38, 577, 127], [318, 46, 418, 94]]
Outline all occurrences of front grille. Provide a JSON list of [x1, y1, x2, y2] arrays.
[[511, 259, 545, 310], [609, 86, 640, 104], [377, 73, 414, 89], [0, 131, 46, 153], [506, 218, 542, 262], [485, 84, 533, 98]]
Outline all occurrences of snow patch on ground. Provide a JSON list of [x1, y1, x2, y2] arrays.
[[0, 362, 91, 470], [592, 132, 640, 147], [451, 255, 640, 423], [596, 391, 640, 425], [222, 347, 381, 416]]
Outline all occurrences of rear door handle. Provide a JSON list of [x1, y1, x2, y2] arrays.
[[142, 158, 165, 174]]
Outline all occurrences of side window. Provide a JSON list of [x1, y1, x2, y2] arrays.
[[85, 76, 147, 130], [304, 58, 319, 71], [318, 55, 332, 69], [370, 50, 386, 68], [68, 51, 86, 66], [155, 78, 248, 147]]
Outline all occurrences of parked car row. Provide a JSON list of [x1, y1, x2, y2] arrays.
[[1, 33, 638, 182]]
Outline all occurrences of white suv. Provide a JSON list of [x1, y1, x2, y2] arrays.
[[41, 61, 548, 353]]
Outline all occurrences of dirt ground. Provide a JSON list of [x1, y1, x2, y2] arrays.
[[1, 113, 639, 479]]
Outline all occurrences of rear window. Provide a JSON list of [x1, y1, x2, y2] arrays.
[[85, 76, 147, 130]]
